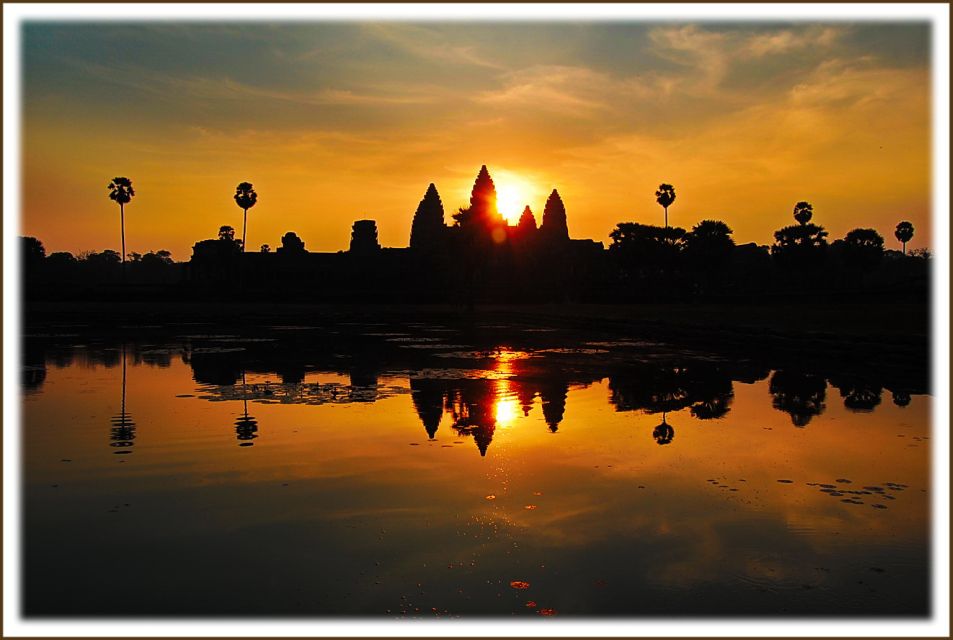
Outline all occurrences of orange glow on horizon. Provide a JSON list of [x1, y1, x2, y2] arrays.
[[19, 22, 933, 258]]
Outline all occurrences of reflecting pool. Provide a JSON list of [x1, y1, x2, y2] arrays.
[[21, 320, 930, 616]]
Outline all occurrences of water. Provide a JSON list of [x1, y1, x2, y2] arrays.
[[21, 320, 930, 617]]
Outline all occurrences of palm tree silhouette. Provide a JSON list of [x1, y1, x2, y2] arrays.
[[234, 182, 258, 253], [895, 221, 914, 255], [793, 201, 813, 225], [655, 184, 676, 228], [107, 177, 135, 264]]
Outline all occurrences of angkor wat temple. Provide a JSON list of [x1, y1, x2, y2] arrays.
[[189, 165, 606, 302]]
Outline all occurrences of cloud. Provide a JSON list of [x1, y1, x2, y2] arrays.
[[646, 24, 847, 97], [474, 65, 611, 114], [744, 26, 844, 57], [67, 59, 442, 109], [648, 25, 732, 92], [789, 57, 925, 109], [362, 23, 505, 70]]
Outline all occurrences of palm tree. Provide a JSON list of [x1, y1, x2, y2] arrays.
[[793, 201, 813, 225], [895, 221, 914, 255], [655, 183, 676, 228], [107, 177, 135, 263], [234, 182, 258, 253]]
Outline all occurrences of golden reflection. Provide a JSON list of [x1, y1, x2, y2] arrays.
[[494, 395, 519, 428]]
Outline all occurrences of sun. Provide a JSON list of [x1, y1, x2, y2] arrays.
[[493, 171, 543, 225], [496, 183, 528, 225]]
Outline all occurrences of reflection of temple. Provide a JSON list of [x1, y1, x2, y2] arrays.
[[446, 381, 498, 457], [110, 345, 135, 454], [408, 377, 572, 455], [410, 379, 443, 440], [539, 381, 568, 433]]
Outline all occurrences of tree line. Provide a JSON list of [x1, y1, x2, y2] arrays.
[[21, 173, 929, 302]]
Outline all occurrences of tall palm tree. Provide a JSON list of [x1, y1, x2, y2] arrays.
[[895, 221, 914, 255], [234, 182, 258, 253], [793, 201, 813, 225], [655, 183, 676, 228], [107, 177, 135, 263]]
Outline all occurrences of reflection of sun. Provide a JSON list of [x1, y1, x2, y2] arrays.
[[495, 396, 519, 427], [494, 375, 519, 427]]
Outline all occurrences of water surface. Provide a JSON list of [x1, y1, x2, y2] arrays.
[[22, 320, 930, 617]]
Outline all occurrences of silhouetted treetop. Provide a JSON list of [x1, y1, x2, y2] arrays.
[[610, 222, 686, 250], [844, 228, 884, 248], [839, 228, 884, 271], [793, 201, 813, 226], [234, 182, 257, 210], [279, 231, 306, 254], [895, 220, 915, 255], [541, 189, 569, 241], [656, 183, 676, 227], [22, 236, 46, 262], [655, 184, 675, 209], [772, 223, 828, 254], [108, 177, 135, 205], [683, 220, 734, 271], [218, 225, 236, 242], [410, 183, 446, 250]]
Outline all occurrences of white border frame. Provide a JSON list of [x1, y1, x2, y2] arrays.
[[3, 3, 949, 637]]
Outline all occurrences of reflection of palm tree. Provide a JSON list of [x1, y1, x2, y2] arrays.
[[653, 412, 675, 445], [110, 344, 135, 454], [235, 369, 258, 446], [891, 390, 911, 407]]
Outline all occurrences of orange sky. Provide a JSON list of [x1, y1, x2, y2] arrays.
[[21, 22, 932, 259]]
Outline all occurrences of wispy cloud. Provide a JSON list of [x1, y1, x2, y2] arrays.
[[67, 59, 441, 107], [744, 25, 844, 57], [362, 23, 505, 70]]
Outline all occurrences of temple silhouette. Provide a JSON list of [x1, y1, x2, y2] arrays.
[[21, 162, 932, 304], [189, 165, 605, 303]]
